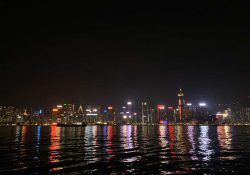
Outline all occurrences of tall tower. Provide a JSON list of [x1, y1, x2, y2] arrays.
[[177, 86, 185, 122], [142, 102, 149, 123], [78, 105, 83, 114]]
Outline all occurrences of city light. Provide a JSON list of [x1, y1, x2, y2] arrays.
[[160, 120, 168, 124], [93, 109, 97, 112], [64, 104, 67, 105], [187, 103, 192, 106], [126, 111, 129, 114], [39, 109, 42, 114], [134, 113, 137, 115], [168, 107, 173, 109], [122, 107, 126, 109], [199, 103, 206, 106], [123, 115, 127, 119], [129, 115, 131, 118], [57, 105, 62, 108], [108, 107, 113, 109], [127, 102, 132, 105], [216, 113, 228, 116], [86, 114, 98, 115], [53, 109, 58, 112], [52, 122, 57, 125], [159, 107, 165, 109], [104, 110, 107, 112]]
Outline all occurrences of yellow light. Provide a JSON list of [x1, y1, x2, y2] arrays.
[[52, 122, 57, 125], [53, 109, 58, 112]]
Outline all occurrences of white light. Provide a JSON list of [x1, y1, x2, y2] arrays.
[[123, 115, 127, 119], [127, 102, 132, 105], [159, 107, 165, 109], [57, 105, 62, 108], [86, 109, 90, 111], [93, 109, 97, 112], [86, 114, 98, 115], [134, 113, 137, 115], [199, 103, 206, 106], [187, 103, 192, 106], [17, 116, 21, 118], [122, 107, 126, 109], [129, 115, 131, 118]]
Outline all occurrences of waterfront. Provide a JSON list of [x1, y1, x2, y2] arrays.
[[1, 125, 250, 174]]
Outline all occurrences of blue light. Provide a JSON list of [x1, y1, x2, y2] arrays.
[[104, 110, 107, 112], [39, 110, 42, 114]]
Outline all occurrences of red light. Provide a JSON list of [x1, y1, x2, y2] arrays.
[[158, 105, 165, 108], [168, 107, 173, 109]]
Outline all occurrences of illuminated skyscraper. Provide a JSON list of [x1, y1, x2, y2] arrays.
[[52, 108, 58, 124], [127, 102, 131, 113], [76, 105, 84, 123], [177, 86, 185, 122], [78, 105, 83, 114], [157, 105, 165, 122], [142, 102, 149, 123], [167, 107, 174, 122]]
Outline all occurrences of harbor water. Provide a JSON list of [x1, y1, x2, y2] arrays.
[[1, 125, 250, 174]]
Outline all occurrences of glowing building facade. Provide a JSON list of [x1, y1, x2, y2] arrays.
[[177, 86, 185, 122]]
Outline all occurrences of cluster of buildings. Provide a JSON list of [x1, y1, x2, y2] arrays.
[[0, 106, 46, 125], [1, 88, 250, 125]]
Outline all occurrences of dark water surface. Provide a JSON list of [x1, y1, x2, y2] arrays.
[[1, 125, 250, 174]]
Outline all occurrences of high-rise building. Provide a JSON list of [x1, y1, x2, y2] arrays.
[[75, 105, 84, 124], [52, 108, 58, 124], [167, 107, 174, 122], [196, 103, 208, 119], [177, 86, 185, 122], [142, 102, 149, 123], [157, 105, 165, 122]]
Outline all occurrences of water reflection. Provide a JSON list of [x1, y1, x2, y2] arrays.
[[49, 126, 61, 163], [198, 126, 213, 161], [187, 126, 197, 160], [217, 126, 235, 160], [1, 125, 249, 174]]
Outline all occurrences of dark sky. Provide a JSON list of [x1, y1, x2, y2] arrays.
[[1, 1, 250, 112]]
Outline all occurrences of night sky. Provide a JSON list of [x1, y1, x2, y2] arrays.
[[1, 1, 250, 112]]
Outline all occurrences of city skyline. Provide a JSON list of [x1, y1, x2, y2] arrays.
[[1, 86, 249, 125]]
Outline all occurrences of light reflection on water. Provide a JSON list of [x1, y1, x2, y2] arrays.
[[1, 125, 250, 174]]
